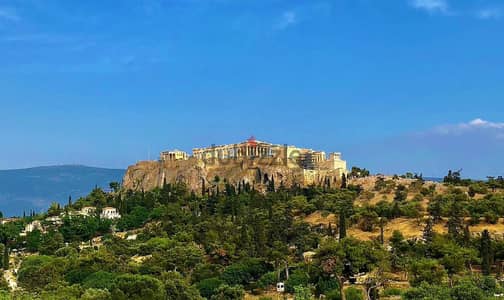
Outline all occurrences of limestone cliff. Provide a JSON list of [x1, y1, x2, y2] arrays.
[[123, 157, 342, 192]]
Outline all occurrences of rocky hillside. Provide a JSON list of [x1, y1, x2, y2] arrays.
[[123, 158, 323, 192]]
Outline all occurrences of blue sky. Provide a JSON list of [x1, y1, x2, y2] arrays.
[[0, 0, 503, 178]]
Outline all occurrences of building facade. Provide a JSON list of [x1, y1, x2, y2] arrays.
[[159, 138, 347, 173]]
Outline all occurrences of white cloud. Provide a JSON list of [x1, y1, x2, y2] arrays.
[[476, 8, 502, 20], [433, 118, 504, 135], [410, 0, 449, 14], [0, 7, 20, 22], [274, 11, 297, 30]]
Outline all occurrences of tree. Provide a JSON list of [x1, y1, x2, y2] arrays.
[[109, 182, 121, 193], [379, 217, 387, 245], [210, 284, 244, 300], [111, 274, 166, 300], [447, 201, 464, 240], [294, 285, 314, 300], [81, 288, 111, 300], [2, 245, 8, 270], [339, 211, 346, 240], [481, 229, 493, 276], [394, 184, 408, 202], [161, 271, 203, 300], [451, 279, 485, 300], [408, 258, 446, 287], [422, 218, 434, 245], [341, 174, 347, 189]]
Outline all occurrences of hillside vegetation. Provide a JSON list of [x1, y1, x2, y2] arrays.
[[0, 170, 503, 299]]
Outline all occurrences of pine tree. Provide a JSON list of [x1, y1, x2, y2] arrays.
[[481, 229, 492, 276], [339, 210, 346, 240], [327, 222, 333, 237], [68, 195, 72, 207], [201, 178, 206, 196]]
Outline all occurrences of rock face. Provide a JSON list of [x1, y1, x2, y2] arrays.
[[123, 157, 343, 193]]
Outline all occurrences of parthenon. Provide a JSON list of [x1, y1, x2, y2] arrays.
[[159, 137, 347, 173]]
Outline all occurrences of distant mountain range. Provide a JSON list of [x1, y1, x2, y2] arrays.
[[0, 165, 124, 217]]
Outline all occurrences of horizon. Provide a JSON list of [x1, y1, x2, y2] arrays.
[[1, 0, 504, 178]]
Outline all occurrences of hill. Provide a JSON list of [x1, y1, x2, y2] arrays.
[[0, 165, 124, 217]]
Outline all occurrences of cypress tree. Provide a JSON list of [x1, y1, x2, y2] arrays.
[[423, 217, 434, 244], [339, 210, 346, 240], [340, 174, 347, 189], [481, 229, 492, 276], [379, 217, 387, 245], [3, 246, 8, 270], [447, 201, 463, 240]]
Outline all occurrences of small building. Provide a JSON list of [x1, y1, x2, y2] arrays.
[[45, 216, 63, 225], [100, 207, 121, 219], [20, 220, 43, 236], [160, 150, 189, 161], [276, 282, 285, 293], [80, 206, 97, 216]]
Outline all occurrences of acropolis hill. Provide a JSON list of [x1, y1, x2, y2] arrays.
[[123, 138, 347, 192]]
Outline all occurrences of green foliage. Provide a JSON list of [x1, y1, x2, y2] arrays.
[[285, 269, 310, 293], [59, 216, 111, 243], [196, 277, 225, 299], [408, 258, 446, 287], [210, 284, 245, 300], [403, 282, 451, 300], [82, 271, 117, 290], [81, 288, 112, 300], [344, 287, 364, 300], [220, 258, 270, 286], [117, 206, 150, 231], [18, 255, 68, 291], [293, 285, 313, 300], [111, 274, 166, 300]]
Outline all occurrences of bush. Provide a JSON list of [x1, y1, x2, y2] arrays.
[[82, 271, 117, 290], [197, 277, 224, 299], [111, 274, 166, 300], [210, 284, 244, 300], [325, 289, 341, 300], [81, 288, 111, 300], [381, 287, 402, 296], [285, 269, 309, 293], [257, 272, 276, 289], [345, 287, 364, 300]]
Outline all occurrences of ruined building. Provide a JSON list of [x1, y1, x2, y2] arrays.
[[123, 138, 347, 193]]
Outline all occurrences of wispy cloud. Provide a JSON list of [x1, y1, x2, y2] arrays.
[[410, 0, 449, 14], [274, 10, 297, 30], [476, 8, 502, 20], [0, 7, 20, 22], [433, 118, 504, 136]]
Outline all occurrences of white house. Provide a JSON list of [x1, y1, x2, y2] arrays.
[[80, 206, 97, 216], [20, 220, 43, 236], [45, 216, 63, 225], [100, 207, 121, 219]]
